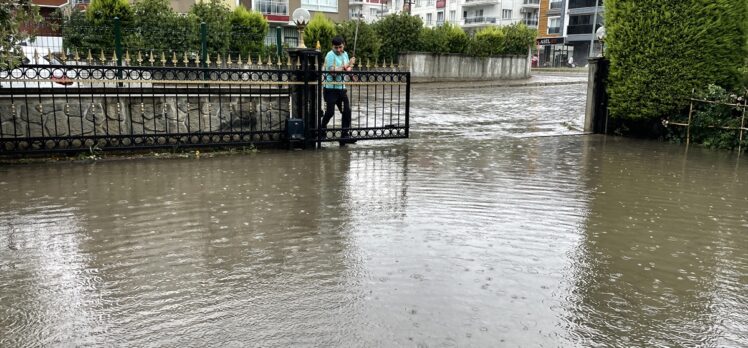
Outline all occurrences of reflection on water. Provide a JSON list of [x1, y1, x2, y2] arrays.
[[1, 85, 746, 346]]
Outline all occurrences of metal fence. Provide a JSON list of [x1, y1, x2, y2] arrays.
[[0, 50, 410, 154]]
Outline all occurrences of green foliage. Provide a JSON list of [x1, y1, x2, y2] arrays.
[[503, 23, 536, 55], [335, 20, 381, 65], [665, 85, 748, 151], [444, 23, 469, 54], [374, 13, 423, 62], [304, 13, 336, 52], [468, 26, 505, 57], [419, 26, 449, 54], [130, 0, 183, 52], [229, 6, 269, 57], [0, 0, 40, 69], [86, 0, 132, 26], [606, 0, 748, 123], [189, 0, 231, 54]]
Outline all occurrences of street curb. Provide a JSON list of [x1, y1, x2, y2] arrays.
[[412, 80, 587, 90]]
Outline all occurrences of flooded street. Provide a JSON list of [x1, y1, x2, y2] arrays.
[[1, 81, 746, 347]]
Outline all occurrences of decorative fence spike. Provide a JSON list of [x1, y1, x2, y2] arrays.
[[257, 54, 263, 66], [367, 59, 371, 69], [74, 49, 81, 62], [194, 53, 200, 66], [148, 51, 155, 66], [216, 53, 222, 67], [136, 51, 143, 66], [60, 50, 67, 63], [124, 50, 131, 65], [86, 49, 93, 64], [205, 53, 211, 66], [172, 52, 178, 66], [237, 54, 243, 66], [183, 52, 189, 67], [286, 56, 292, 67], [267, 55, 272, 65], [296, 56, 301, 69], [160, 52, 167, 67], [111, 50, 118, 64], [99, 49, 106, 64], [226, 54, 233, 67]]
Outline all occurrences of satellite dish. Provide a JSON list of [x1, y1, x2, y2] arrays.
[[292, 8, 311, 26]]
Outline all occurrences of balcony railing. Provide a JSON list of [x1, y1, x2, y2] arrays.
[[463, 16, 497, 25], [567, 23, 601, 34], [549, 1, 563, 10], [522, 0, 540, 6], [569, 0, 603, 9], [462, 0, 500, 6], [523, 19, 538, 26]]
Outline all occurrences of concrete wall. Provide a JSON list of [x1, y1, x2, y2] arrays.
[[399, 52, 532, 82]]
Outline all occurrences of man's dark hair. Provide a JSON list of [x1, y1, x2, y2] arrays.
[[332, 36, 345, 46]]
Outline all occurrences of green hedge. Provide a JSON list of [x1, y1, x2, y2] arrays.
[[606, 0, 748, 123]]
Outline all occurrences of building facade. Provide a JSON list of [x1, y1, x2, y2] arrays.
[[409, 0, 539, 33], [536, 0, 603, 67]]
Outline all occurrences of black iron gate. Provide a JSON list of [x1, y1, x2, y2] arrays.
[[0, 49, 410, 154]]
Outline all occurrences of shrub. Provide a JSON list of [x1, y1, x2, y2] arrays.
[[0, 0, 40, 69], [503, 23, 536, 55], [335, 20, 381, 66], [304, 13, 336, 52], [130, 0, 181, 52], [229, 6, 268, 58], [468, 26, 505, 57], [374, 13, 423, 62], [419, 26, 449, 54], [444, 23, 469, 54], [606, 0, 748, 124]]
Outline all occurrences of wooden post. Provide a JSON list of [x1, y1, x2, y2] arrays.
[[686, 88, 695, 146], [739, 94, 747, 153]]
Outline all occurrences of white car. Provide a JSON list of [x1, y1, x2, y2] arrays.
[[0, 46, 77, 88]]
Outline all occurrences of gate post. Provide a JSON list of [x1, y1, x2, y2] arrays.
[[287, 48, 322, 148], [584, 57, 609, 134]]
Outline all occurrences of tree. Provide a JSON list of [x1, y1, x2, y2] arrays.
[[444, 23, 469, 54], [0, 0, 40, 69], [229, 5, 268, 58], [189, 0, 231, 55], [373, 13, 422, 62], [304, 13, 336, 52], [86, 0, 132, 26], [503, 23, 536, 55], [130, 0, 181, 52], [605, 0, 748, 123], [335, 19, 381, 65]]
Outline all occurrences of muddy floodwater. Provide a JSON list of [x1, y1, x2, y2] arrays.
[[1, 82, 746, 347]]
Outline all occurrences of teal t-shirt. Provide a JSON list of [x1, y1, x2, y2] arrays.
[[324, 50, 349, 90]]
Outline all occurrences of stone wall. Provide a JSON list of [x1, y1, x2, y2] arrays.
[[0, 95, 290, 139], [399, 52, 532, 82]]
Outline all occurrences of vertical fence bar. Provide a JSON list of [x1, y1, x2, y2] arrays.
[[200, 22, 207, 69]]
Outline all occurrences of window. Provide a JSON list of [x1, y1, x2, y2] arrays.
[[547, 16, 561, 34], [301, 0, 336, 12], [502, 9, 512, 19], [463, 11, 467, 19], [478, 9, 483, 17], [426, 13, 433, 25], [449, 10, 455, 22], [437, 11, 444, 25]]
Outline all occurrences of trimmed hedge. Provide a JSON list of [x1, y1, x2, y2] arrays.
[[606, 0, 748, 122]]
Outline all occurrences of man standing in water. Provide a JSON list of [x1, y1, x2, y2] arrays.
[[320, 36, 356, 146]]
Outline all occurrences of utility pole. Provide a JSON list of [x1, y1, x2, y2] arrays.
[[588, 0, 600, 58]]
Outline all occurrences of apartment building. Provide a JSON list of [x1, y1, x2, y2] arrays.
[[536, 0, 603, 66], [349, 0, 405, 24], [410, 0, 539, 33]]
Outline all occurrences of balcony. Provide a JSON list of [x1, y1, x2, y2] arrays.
[[569, 0, 603, 8], [462, 0, 500, 8], [463, 16, 498, 26], [521, 0, 539, 8], [255, 0, 289, 16], [522, 18, 538, 26], [567, 23, 601, 34]]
